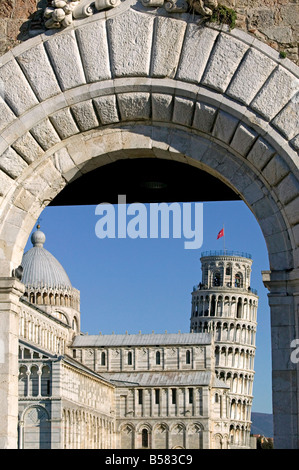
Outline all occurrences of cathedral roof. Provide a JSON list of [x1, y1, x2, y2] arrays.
[[100, 371, 229, 389], [72, 332, 212, 347], [101, 371, 212, 387], [21, 225, 72, 290]]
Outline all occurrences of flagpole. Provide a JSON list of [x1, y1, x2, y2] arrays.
[[223, 223, 226, 253]]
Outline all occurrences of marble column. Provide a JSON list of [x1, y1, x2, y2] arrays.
[[0, 277, 25, 449]]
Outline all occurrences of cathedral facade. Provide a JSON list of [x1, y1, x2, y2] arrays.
[[17, 226, 257, 449]]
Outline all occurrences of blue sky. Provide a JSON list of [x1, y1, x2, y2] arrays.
[[24, 199, 272, 414]]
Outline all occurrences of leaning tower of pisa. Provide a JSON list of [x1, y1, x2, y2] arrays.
[[190, 250, 258, 448]]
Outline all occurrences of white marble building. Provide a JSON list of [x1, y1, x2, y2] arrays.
[[190, 251, 258, 447], [17, 225, 257, 449]]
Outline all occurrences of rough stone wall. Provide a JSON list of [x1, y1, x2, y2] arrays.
[[0, 0, 298, 64], [0, 0, 39, 56], [223, 0, 299, 64]]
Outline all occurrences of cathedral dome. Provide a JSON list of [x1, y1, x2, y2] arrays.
[[21, 225, 72, 290]]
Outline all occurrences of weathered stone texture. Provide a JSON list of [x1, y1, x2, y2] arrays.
[[0, 0, 297, 65]]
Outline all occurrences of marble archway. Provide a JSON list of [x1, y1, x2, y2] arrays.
[[0, 0, 298, 448]]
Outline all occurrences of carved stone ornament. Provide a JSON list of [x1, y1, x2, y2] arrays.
[[141, 0, 218, 15], [43, 0, 218, 29], [44, 0, 121, 29]]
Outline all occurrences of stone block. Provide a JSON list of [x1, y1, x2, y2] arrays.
[[63, 84, 91, 108], [230, 123, 257, 156], [272, 391, 298, 420], [51, 147, 78, 182], [227, 48, 276, 105], [121, 126, 153, 155], [285, 197, 299, 226], [39, 178, 66, 206], [81, 129, 124, 163], [75, 19, 111, 83], [151, 125, 171, 152], [36, 160, 66, 201], [151, 93, 173, 122], [242, 107, 269, 137], [0, 116, 27, 148], [11, 186, 36, 213], [12, 132, 44, 164], [0, 146, 27, 179], [71, 100, 99, 132], [39, 91, 68, 118], [117, 92, 151, 121], [188, 135, 212, 163], [0, 168, 13, 197], [200, 144, 239, 179], [66, 135, 90, 168], [93, 95, 119, 125], [45, 30, 86, 91], [192, 102, 217, 134], [0, 59, 38, 115], [265, 230, 292, 257], [93, 130, 124, 160], [30, 119, 61, 151], [202, 33, 248, 93], [251, 194, 276, 221], [212, 110, 239, 144], [262, 154, 290, 186], [16, 42, 61, 102], [246, 137, 275, 170], [229, 162, 256, 193], [21, 173, 50, 198], [172, 97, 194, 127], [272, 99, 299, 140], [0, 97, 17, 133], [176, 24, 218, 84], [18, 104, 47, 133], [269, 250, 294, 271], [293, 224, 299, 247], [290, 134, 299, 151], [49, 108, 80, 140], [258, 212, 286, 237], [275, 173, 299, 206], [3, 204, 26, 232], [262, 26, 294, 44], [272, 369, 298, 400], [168, 128, 190, 156], [151, 16, 186, 78], [107, 9, 154, 77], [251, 66, 298, 121]]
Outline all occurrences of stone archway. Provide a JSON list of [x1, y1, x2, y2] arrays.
[[0, 0, 298, 449]]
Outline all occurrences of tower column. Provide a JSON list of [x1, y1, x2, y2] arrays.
[[192, 251, 258, 448], [0, 277, 25, 449]]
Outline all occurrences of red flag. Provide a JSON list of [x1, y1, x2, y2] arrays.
[[217, 228, 224, 239]]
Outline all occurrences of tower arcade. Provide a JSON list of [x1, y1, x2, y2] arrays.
[[190, 251, 258, 445]]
